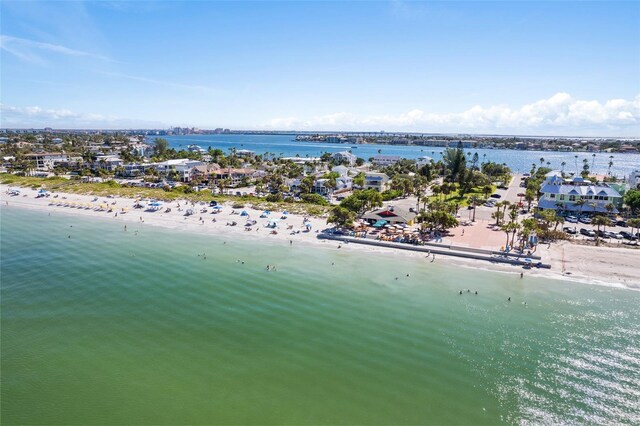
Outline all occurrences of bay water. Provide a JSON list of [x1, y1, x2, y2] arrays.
[[1, 207, 639, 424], [162, 134, 640, 177]]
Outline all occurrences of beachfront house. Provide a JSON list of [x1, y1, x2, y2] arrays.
[[212, 167, 258, 187], [537, 171, 623, 215], [313, 175, 353, 196], [191, 163, 221, 182], [363, 172, 390, 192], [153, 159, 204, 182], [361, 205, 417, 226], [372, 155, 402, 167], [25, 152, 70, 171], [332, 151, 357, 166], [94, 155, 124, 172]]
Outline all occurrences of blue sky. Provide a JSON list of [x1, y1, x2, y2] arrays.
[[1, 1, 639, 136]]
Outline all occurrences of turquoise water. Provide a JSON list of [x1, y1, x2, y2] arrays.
[[163, 134, 640, 177], [2, 206, 639, 425]]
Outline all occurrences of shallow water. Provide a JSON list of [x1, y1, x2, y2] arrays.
[[2, 207, 639, 424]]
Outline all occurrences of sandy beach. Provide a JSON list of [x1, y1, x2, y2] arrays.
[[2, 184, 638, 289]]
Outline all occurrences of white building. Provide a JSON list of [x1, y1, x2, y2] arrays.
[[25, 153, 69, 170], [153, 159, 204, 182], [363, 172, 390, 192], [416, 156, 433, 167], [332, 151, 357, 166], [94, 155, 124, 171], [372, 155, 402, 167]]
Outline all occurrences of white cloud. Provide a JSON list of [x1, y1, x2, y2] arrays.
[[264, 93, 640, 136], [0, 34, 113, 64], [0, 104, 163, 129]]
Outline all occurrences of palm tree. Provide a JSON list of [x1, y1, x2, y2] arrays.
[[591, 153, 596, 173], [468, 195, 481, 222], [604, 202, 615, 217], [501, 222, 519, 250], [608, 156, 614, 176], [627, 218, 640, 239], [561, 161, 566, 173], [574, 155, 579, 174], [574, 198, 586, 219], [539, 157, 544, 167], [592, 215, 611, 246]]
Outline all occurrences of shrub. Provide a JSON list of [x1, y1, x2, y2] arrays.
[[300, 193, 329, 206], [265, 193, 283, 202], [232, 202, 245, 209]]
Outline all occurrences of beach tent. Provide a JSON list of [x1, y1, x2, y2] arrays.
[[212, 205, 222, 211], [240, 210, 249, 216], [282, 211, 289, 215], [305, 223, 312, 230]]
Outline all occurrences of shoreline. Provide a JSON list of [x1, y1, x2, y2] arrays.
[[2, 184, 638, 290]]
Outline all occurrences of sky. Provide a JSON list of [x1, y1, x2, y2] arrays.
[[1, 1, 639, 136]]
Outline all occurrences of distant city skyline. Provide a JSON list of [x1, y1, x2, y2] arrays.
[[1, 1, 639, 136]]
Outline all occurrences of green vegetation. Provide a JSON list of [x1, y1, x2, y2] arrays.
[[0, 174, 330, 216]]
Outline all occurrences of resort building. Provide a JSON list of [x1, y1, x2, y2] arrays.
[[372, 155, 402, 167], [363, 172, 390, 192], [361, 205, 417, 226], [332, 151, 357, 166], [537, 171, 623, 214]]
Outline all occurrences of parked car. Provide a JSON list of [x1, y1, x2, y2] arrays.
[[563, 227, 577, 235], [605, 231, 622, 239], [616, 220, 627, 227], [579, 228, 595, 237], [565, 216, 578, 223], [619, 231, 638, 241], [490, 194, 502, 199], [579, 217, 592, 224]]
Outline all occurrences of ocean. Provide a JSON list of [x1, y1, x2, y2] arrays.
[[161, 134, 640, 177], [1, 206, 639, 424]]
